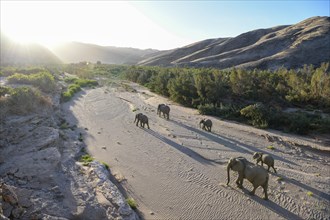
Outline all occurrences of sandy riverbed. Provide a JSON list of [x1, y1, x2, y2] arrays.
[[62, 82, 330, 220]]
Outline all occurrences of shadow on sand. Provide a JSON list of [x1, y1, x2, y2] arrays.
[[271, 172, 330, 202], [238, 187, 304, 220], [171, 120, 298, 166], [145, 128, 219, 165]]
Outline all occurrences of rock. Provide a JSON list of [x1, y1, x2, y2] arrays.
[[0, 86, 139, 220], [1, 184, 18, 206], [0, 214, 10, 220], [11, 206, 24, 219]]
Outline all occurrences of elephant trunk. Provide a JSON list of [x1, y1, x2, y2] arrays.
[[226, 164, 231, 185]]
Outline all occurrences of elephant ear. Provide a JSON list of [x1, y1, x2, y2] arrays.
[[233, 158, 239, 165], [228, 158, 238, 166], [253, 152, 258, 159]]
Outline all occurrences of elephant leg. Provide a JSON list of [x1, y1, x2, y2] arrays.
[[136, 120, 139, 126], [272, 166, 277, 173], [262, 184, 269, 200], [236, 176, 243, 188], [147, 122, 150, 129], [261, 161, 264, 167], [249, 186, 257, 196], [142, 122, 145, 128], [235, 177, 240, 186], [267, 165, 270, 172]]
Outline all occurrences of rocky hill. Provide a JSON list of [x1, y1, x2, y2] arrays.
[[0, 76, 139, 219], [51, 42, 158, 64], [138, 16, 330, 70], [0, 34, 62, 65]]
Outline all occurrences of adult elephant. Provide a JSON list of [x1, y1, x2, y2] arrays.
[[134, 113, 150, 129], [157, 104, 170, 120], [227, 157, 269, 200]]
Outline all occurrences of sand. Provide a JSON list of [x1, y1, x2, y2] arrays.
[[62, 82, 330, 220]]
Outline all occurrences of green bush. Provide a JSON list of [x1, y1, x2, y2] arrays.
[[101, 162, 110, 170], [198, 103, 241, 120], [0, 86, 13, 97], [126, 198, 137, 209], [80, 154, 94, 166], [2, 86, 51, 115], [287, 112, 311, 135], [7, 72, 56, 93], [240, 103, 269, 128], [61, 78, 98, 102]]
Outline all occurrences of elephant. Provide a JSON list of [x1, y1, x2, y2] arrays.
[[226, 157, 269, 200], [157, 104, 170, 120], [199, 119, 212, 132], [253, 152, 277, 173], [134, 113, 150, 129]]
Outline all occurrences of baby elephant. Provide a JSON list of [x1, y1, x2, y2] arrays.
[[253, 152, 277, 173], [134, 113, 150, 129], [199, 119, 212, 132]]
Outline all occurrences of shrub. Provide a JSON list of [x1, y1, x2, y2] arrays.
[[198, 103, 241, 120], [266, 145, 275, 150], [101, 162, 110, 170], [6, 87, 51, 115], [80, 154, 94, 166], [240, 103, 269, 128], [75, 78, 98, 87], [61, 78, 98, 102], [0, 86, 13, 97], [307, 191, 314, 197], [126, 198, 137, 209], [287, 112, 311, 135], [7, 72, 56, 93], [276, 177, 284, 182]]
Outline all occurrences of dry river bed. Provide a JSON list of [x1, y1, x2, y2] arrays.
[[62, 83, 330, 220]]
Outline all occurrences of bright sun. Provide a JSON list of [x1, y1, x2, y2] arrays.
[[1, 1, 187, 49], [1, 1, 71, 47]]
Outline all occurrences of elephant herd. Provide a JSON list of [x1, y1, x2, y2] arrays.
[[134, 104, 214, 133], [134, 104, 171, 129], [134, 103, 277, 200]]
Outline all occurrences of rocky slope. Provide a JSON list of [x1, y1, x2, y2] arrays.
[[138, 16, 330, 70], [0, 34, 62, 65], [0, 80, 138, 219], [50, 42, 158, 64]]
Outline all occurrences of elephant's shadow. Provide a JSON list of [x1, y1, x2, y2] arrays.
[[171, 119, 298, 166], [271, 172, 330, 202], [226, 185, 303, 220]]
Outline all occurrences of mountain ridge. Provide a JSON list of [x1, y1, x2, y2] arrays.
[[0, 33, 62, 65], [50, 41, 158, 64], [1, 16, 329, 69], [138, 16, 330, 70]]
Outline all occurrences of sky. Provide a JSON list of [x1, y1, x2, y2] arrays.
[[1, 1, 329, 50]]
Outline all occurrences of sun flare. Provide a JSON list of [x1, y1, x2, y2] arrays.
[[1, 1, 186, 49]]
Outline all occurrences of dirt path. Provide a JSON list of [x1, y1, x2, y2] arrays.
[[62, 83, 330, 220]]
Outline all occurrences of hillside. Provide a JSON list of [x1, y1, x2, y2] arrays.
[[138, 16, 330, 70], [51, 42, 158, 64], [0, 33, 62, 65]]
